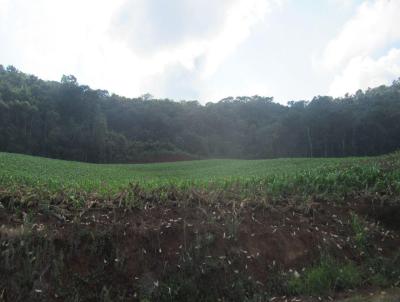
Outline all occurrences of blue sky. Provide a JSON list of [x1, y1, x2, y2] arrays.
[[1, 0, 399, 104]]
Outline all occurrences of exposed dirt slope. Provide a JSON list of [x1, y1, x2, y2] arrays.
[[0, 198, 399, 301]]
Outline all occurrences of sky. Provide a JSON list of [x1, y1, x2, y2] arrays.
[[1, 0, 400, 104]]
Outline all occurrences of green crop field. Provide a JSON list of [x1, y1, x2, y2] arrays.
[[1, 151, 400, 201]]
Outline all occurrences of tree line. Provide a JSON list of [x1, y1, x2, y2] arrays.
[[1, 65, 399, 163]]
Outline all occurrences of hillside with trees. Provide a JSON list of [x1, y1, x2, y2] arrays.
[[1, 65, 400, 163]]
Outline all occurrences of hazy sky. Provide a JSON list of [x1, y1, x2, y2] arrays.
[[1, 0, 400, 104]]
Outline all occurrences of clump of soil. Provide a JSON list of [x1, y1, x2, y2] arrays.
[[0, 198, 399, 301]]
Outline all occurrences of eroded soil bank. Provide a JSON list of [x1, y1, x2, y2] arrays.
[[0, 198, 399, 301]]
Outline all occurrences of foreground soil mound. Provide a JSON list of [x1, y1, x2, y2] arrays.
[[0, 197, 399, 301]]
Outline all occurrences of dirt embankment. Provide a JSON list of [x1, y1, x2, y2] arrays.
[[0, 198, 399, 301]]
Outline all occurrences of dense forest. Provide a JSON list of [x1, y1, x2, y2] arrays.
[[0, 65, 399, 163]]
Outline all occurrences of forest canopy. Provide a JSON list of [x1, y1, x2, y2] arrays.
[[0, 65, 399, 163]]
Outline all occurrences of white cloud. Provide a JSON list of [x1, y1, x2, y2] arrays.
[[200, 0, 270, 77], [0, 0, 126, 81], [322, 0, 400, 70], [0, 0, 276, 100], [111, 0, 278, 99], [110, 0, 231, 54], [110, 0, 273, 79], [329, 48, 400, 96], [319, 0, 400, 97]]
